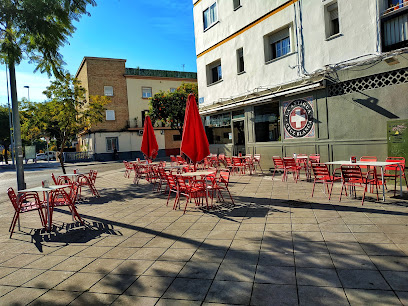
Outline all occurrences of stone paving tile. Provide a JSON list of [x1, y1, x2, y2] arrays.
[[381, 271, 408, 291], [0, 285, 17, 297], [111, 295, 158, 305], [396, 291, 408, 305], [337, 269, 391, 290], [30, 289, 82, 305], [162, 278, 212, 301], [179, 262, 220, 279], [0, 287, 46, 305], [344, 288, 401, 306], [70, 292, 119, 305], [369, 255, 408, 271], [215, 263, 256, 282], [251, 284, 298, 306], [255, 265, 296, 285], [110, 259, 154, 275], [295, 253, 334, 269], [298, 285, 349, 306], [54, 272, 106, 291], [50, 256, 95, 272], [23, 270, 74, 289], [205, 280, 253, 305], [143, 261, 185, 277], [0, 268, 45, 286], [331, 254, 377, 270], [296, 267, 342, 287], [89, 273, 138, 295]]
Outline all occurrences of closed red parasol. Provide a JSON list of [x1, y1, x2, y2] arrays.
[[141, 116, 159, 160], [181, 94, 210, 164]]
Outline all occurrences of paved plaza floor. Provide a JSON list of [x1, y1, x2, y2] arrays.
[[0, 167, 407, 305]]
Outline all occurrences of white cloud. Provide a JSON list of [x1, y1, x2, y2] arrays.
[[0, 69, 52, 105]]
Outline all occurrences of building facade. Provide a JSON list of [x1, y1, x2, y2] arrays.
[[193, 0, 408, 169], [75, 57, 197, 161]]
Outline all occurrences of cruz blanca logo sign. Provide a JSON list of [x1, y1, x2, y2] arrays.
[[283, 97, 315, 139]]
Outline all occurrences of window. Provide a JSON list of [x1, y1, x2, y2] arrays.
[[254, 103, 280, 142], [204, 113, 232, 144], [106, 110, 115, 121], [233, 0, 241, 10], [106, 137, 118, 152], [206, 59, 222, 85], [387, 0, 403, 9], [264, 27, 291, 62], [170, 88, 177, 93], [104, 86, 113, 96], [141, 110, 149, 126], [237, 48, 245, 74], [173, 134, 182, 141], [203, 2, 218, 30], [326, 2, 340, 38], [142, 87, 152, 99]]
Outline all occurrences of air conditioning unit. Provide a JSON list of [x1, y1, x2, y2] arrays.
[[138, 130, 144, 136]]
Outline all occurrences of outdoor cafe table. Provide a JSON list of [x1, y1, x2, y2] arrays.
[[325, 160, 403, 201], [18, 185, 71, 231], [164, 165, 186, 171]]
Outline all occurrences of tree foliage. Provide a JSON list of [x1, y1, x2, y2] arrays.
[[0, 105, 11, 163], [21, 73, 110, 172], [0, 0, 96, 78], [149, 83, 198, 135]]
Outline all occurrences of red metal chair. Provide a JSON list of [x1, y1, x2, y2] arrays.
[[176, 155, 185, 165], [174, 175, 208, 213], [232, 157, 246, 175], [253, 154, 263, 174], [49, 183, 83, 226], [8, 188, 45, 238], [359, 156, 377, 176], [170, 155, 178, 165], [208, 170, 234, 206], [133, 163, 149, 184], [272, 156, 285, 179], [224, 157, 234, 173], [384, 157, 407, 196], [78, 170, 99, 197], [311, 163, 341, 199], [123, 161, 133, 178], [282, 157, 301, 182], [339, 165, 378, 205]]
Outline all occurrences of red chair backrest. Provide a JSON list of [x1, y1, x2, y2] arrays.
[[90, 170, 97, 183], [232, 157, 243, 166], [166, 173, 177, 189], [51, 173, 59, 185], [385, 157, 405, 172], [341, 165, 363, 182], [359, 156, 377, 171], [170, 155, 177, 163], [272, 156, 284, 168], [311, 163, 330, 179], [225, 157, 232, 165], [7, 187, 19, 211], [218, 154, 225, 160], [283, 157, 297, 168], [309, 154, 320, 163], [219, 170, 231, 186]]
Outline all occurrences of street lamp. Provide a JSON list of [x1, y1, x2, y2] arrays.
[[24, 85, 30, 101]]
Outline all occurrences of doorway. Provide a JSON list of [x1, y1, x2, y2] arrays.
[[232, 120, 246, 156]]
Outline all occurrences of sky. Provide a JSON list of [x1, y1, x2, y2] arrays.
[[0, 0, 197, 106]]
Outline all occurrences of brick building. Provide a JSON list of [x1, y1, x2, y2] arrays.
[[75, 57, 197, 161]]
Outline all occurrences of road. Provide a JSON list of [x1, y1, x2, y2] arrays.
[[0, 161, 124, 204]]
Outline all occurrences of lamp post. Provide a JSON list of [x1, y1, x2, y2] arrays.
[[24, 85, 30, 101]]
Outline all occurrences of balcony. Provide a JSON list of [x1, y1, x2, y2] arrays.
[[381, 2, 408, 51]]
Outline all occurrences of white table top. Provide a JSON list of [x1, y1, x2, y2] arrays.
[[18, 184, 71, 193], [325, 161, 402, 167], [181, 170, 216, 177], [164, 165, 186, 169], [63, 173, 83, 176]]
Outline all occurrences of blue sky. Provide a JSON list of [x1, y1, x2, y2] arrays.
[[0, 0, 197, 105]]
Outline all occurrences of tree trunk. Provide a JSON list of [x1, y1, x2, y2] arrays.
[[59, 136, 66, 174], [4, 147, 8, 164]]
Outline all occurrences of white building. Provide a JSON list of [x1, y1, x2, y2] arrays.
[[193, 0, 408, 168]]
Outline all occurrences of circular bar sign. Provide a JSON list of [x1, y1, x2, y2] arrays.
[[283, 98, 314, 138]]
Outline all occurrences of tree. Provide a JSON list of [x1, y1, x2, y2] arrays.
[[22, 73, 110, 173], [0, 105, 11, 163], [149, 83, 198, 135], [0, 0, 96, 189]]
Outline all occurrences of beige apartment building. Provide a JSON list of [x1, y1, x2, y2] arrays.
[[75, 57, 197, 161]]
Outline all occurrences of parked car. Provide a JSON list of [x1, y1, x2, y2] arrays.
[[36, 151, 56, 161]]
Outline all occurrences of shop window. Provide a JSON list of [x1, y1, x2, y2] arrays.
[[254, 103, 280, 142], [203, 2, 218, 30], [106, 137, 118, 152], [325, 2, 340, 38], [264, 27, 291, 62], [142, 87, 152, 99], [204, 113, 232, 144], [206, 59, 222, 85], [237, 48, 245, 74], [104, 86, 113, 96], [173, 134, 182, 141]]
